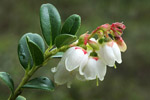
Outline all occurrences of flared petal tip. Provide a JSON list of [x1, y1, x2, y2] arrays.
[[119, 43, 127, 52], [99, 77, 104, 81], [117, 60, 122, 64]]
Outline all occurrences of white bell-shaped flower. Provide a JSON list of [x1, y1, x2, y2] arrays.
[[54, 46, 88, 85], [65, 46, 88, 71], [98, 41, 122, 67], [54, 58, 75, 85], [80, 57, 107, 81]]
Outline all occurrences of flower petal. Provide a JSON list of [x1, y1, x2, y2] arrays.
[[82, 58, 97, 80], [62, 47, 75, 61], [96, 59, 107, 81], [76, 72, 86, 81], [79, 54, 88, 75], [112, 42, 122, 63], [99, 44, 115, 67], [54, 61, 74, 85], [65, 48, 85, 71]]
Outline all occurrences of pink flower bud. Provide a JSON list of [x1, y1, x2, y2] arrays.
[[78, 32, 89, 45], [92, 24, 111, 34], [111, 22, 126, 36], [100, 24, 111, 31]]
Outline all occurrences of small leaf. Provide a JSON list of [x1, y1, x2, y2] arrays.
[[23, 77, 54, 91], [52, 52, 64, 58], [55, 34, 77, 48], [26, 37, 44, 66], [18, 33, 45, 69], [61, 14, 81, 35], [16, 96, 26, 100], [40, 3, 61, 46], [0, 72, 14, 93]]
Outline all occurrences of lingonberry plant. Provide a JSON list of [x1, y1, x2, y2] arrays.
[[0, 3, 127, 100]]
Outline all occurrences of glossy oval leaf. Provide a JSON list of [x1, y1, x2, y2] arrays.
[[55, 34, 77, 48], [61, 14, 81, 35], [0, 72, 14, 93], [40, 3, 61, 46], [16, 96, 26, 100], [23, 77, 54, 91], [18, 33, 45, 69], [26, 37, 44, 66]]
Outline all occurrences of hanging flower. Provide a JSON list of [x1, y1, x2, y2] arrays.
[[79, 57, 107, 81], [54, 22, 127, 86], [115, 36, 127, 52], [65, 47, 89, 71], [54, 46, 88, 85], [54, 58, 75, 85], [97, 41, 122, 67]]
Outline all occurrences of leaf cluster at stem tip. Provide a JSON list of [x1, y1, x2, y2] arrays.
[[0, 3, 82, 100]]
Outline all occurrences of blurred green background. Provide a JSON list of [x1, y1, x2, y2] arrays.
[[0, 0, 150, 100]]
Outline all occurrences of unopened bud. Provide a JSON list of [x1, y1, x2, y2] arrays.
[[100, 24, 111, 31], [88, 40, 99, 50], [92, 24, 111, 34], [78, 32, 89, 45], [111, 22, 126, 37]]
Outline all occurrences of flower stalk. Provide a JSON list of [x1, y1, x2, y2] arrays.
[[8, 65, 41, 100]]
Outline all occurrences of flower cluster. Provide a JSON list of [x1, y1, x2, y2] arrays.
[[53, 22, 127, 87]]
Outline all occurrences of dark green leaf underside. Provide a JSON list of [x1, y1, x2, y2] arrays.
[[0, 72, 14, 93], [23, 77, 54, 91], [18, 33, 45, 69], [16, 96, 26, 100], [52, 52, 64, 58], [26, 37, 44, 66]]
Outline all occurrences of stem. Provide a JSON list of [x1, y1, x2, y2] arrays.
[[44, 45, 69, 60], [8, 46, 68, 100], [8, 66, 40, 100]]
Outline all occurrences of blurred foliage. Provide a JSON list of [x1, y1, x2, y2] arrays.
[[0, 0, 150, 100]]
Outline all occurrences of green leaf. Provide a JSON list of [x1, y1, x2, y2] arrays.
[[40, 3, 61, 46], [18, 33, 45, 69], [61, 14, 81, 35], [55, 34, 77, 48], [26, 37, 44, 66], [52, 52, 64, 58], [16, 96, 26, 100], [23, 77, 54, 91], [0, 72, 14, 93]]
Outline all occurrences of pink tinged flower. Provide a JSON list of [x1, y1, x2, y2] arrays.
[[115, 36, 127, 52], [80, 57, 107, 81], [65, 47, 88, 71], [98, 41, 122, 67], [54, 46, 88, 85]]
